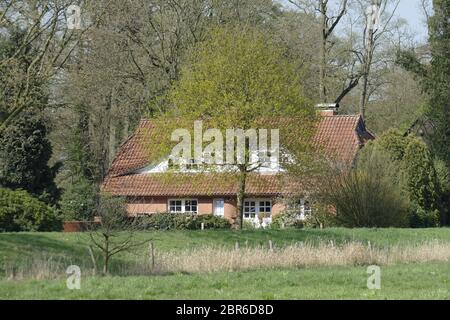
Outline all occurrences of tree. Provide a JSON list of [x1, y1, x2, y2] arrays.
[[288, 0, 352, 103], [0, 0, 93, 131], [395, 0, 449, 168], [360, 129, 442, 225], [426, 0, 450, 168], [60, 177, 98, 221], [403, 139, 440, 212], [147, 26, 316, 229], [86, 194, 148, 275], [0, 111, 60, 204]]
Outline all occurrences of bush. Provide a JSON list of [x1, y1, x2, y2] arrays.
[[409, 207, 440, 228], [60, 179, 98, 221], [0, 188, 62, 231], [321, 148, 409, 228], [271, 211, 304, 229], [303, 204, 337, 228], [191, 214, 231, 229], [139, 213, 230, 230]]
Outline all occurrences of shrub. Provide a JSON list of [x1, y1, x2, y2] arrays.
[[303, 204, 337, 228], [325, 171, 409, 228], [0, 187, 62, 231], [194, 214, 231, 229], [60, 179, 98, 221], [360, 130, 444, 227], [321, 148, 409, 228], [409, 207, 440, 228], [271, 211, 304, 229], [140, 213, 178, 230], [139, 213, 230, 230]]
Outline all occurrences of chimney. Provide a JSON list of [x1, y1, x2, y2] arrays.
[[316, 103, 339, 116]]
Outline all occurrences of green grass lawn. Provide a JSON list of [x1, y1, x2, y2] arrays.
[[0, 262, 449, 299], [2, 228, 450, 263], [1, 228, 449, 299]]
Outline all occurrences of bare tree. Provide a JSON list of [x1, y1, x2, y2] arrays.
[[0, 0, 97, 131], [86, 194, 149, 275], [288, 0, 349, 102], [357, 0, 400, 118]]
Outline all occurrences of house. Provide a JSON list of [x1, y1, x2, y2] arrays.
[[102, 104, 374, 225]]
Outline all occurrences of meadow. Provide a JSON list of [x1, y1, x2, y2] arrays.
[[1, 228, 449, 299]]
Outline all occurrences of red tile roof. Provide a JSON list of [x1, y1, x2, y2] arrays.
[[102, 115, 373, 197]]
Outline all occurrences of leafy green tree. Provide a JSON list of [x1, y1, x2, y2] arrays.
[[147, 26, 316, 229], [360, 129, 442, 226], [403, 139, 440, 212], [396, 0, 449, 169], [0, 111, 60, 204], [427, 0, 450, 168]]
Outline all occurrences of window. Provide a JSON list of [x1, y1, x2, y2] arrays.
[[168, 199, 198, 213], [288, 199, 312, 220], [243, 199, 272, 219], [213, 199, 224, 216]]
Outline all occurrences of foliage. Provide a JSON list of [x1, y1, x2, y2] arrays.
[[302, 204, 338, 229], [325, 171, 409, 228], [139, 213, 230, 230], [360, 130, 442, 225], [402, 139, 440, 211], [434, 159, 450, 225], [409, 206, 441, 228], [147, 25, 315, 229], [140, 213, 178, 230], [426, 0, 450, 169], [0, 187, 62, 232], [0, 111, 60, 204], [59, 178, 99, 221], [191, 214, 231, 230], [271, 211, 304, 229], [322, 147, 409, 228]]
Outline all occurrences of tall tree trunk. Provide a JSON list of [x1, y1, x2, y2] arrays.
[[319, 0, 328, 102], [235, 167, 247, 230], [360, 29, 375, 119]]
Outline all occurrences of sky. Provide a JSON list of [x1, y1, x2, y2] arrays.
[[396, 0, 429, 42]]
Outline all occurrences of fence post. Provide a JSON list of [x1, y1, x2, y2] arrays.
[[269, 240, 274, 251], [201, 222, 205, 231], [149, 242, 155, 270], [235, 241, 240, 251]]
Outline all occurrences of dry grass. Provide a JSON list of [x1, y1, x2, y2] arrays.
[[4, 241, 450, 280], [152, 241, 450, 274], [3, 254, 94, 281]]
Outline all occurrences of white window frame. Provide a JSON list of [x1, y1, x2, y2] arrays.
[[168, 199, 198, 214], [288, 199, 312, 220], [213, 198, 225, 217], [243, 199, 272, 220]]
